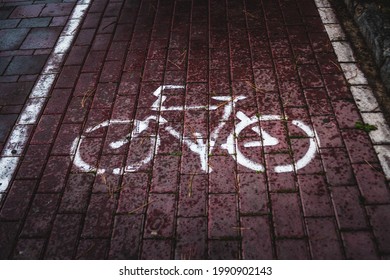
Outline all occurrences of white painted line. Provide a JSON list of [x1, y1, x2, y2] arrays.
[[374, 145, 390, 180], [339, 63, 368, 84], [2, 125, 33, 156], [315, 0, 390, 180], [30, 74, 56, 98], [318, 7, 339, 24], [0, 0, 91, 195], [324, 24, 347, 41], [274, 120, 317, 173], [18, 98, 46, 125], [54, 35, 74, 54], [63, 19, 81, 36], [350, 86, 380, 112], [0, 158, 19, 192], [43, 53, 66, 74], [361, 113, 390, 144], [331, 41, 356, 62], [314, 0, 331, 7]]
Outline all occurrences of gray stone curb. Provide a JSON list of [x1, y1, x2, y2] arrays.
[[343, 0, 390, 93]]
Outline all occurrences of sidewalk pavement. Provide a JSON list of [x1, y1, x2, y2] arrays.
[[0, 0, 390, 259]]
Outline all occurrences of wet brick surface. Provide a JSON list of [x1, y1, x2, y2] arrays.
[[0, 0, 390, 259]]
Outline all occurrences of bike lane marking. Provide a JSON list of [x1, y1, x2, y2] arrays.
[[0, 0, 92, 199], [72, 84, 319, 175], [314, 0, 390, 180]]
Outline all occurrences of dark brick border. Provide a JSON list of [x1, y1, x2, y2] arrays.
[[343, 0, 390, 93]]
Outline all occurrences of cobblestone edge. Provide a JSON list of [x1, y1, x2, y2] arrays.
[[343, 0, 390, 93]]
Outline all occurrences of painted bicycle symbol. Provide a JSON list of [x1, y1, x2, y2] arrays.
[[71, 85, 318, 175]]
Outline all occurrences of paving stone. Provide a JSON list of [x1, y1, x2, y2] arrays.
[[74, 28, 96, 46], [55, 65, 81, 89], [81, 193, 117, 238], [0, 6, 15, 20], [59, 173, 94, 213], [62, 97, 89, 123], [305, 217, 344, 259], [43, 88, 72, 114], [116, 172, 148, 213], [51, 123, 82, 155], [316, 52, 342, 74], [91, 82, 117, 108], [76, 239, 110, 260], [330, 186, 369, 230], [178, 174, 207, 217], [0, 222, 20, 259], [0, 104, 23, 115], [353, 163, 390, 204], [5, 54, 48, 75], [208, 240, 240, 260], [73, 72, 98, 97], [321, 148, 356, 186], [238, 172, 268, 215], [0, 28, 30, 50], [64, 45, 89, 66], [266, 153, 297, 192], [291, 139, 325, 175], [275, 239, 311, 260], [304, 88, 333, 116], [50, 16, 68, 27], [18, 17, 51, 28], [30, 114, 61, 144], [332, 99, 362, 129], [0, 56, 12, 75], [0, 19, 21, 29], [40, 3, 75, 17], [298, 174, 334, 217], [144, 193, 176, 238], [70, 137, 103, 173], [241, 216, 274, 259], [322, 73, 352, 100], [341, 129, 379, 163], [12, 238, 45, 259], [38, 156, 71, 193], [100, 60, 122, 83], [271, 193, 305, 238], [44, 214, 82, 259], [20, 193, 60, 238], [0, 114, 18, 142], [109, 214, 143, 259], [175, 217, 207, 259], [362, 113, 390, 144], [16, 144, 50, 179], [141, 239, 172, 260], [366, 205, 390, 253], [208, 194, 238, 239], [21, 27, 62, 49], [341, 231, 378, 259], [91, 33, 111, 51], [209, 156, 237, 193], [0, 180, 36, 221], [9, 4, 45, 19]]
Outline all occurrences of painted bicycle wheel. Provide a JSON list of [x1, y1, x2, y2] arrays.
[[222, 112, 318, 173], [71, 118, 160, 175]]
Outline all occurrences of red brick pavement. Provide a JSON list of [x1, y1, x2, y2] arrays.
[[1, 0, 390, 259]]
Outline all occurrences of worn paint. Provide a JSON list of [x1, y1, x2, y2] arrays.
[[73, 86, 318, 174]]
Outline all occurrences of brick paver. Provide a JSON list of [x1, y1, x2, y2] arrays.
[[1, 0, 390, 260]]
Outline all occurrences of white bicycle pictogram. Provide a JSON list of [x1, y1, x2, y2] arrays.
[[71, 85, 319, 175]]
